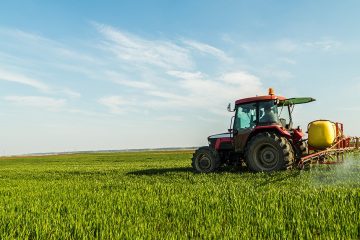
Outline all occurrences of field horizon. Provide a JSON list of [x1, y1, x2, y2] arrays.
[[1, 146, 199, 157]]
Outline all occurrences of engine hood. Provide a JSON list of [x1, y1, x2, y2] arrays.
[[208, 132, 231, 141]]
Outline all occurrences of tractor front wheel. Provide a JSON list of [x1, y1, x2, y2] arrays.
[[192, 147, 221, 173], [245, 132, 294, 172]]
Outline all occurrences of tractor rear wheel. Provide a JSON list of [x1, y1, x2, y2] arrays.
[[192, 147, 221, 173], [245, 132, 294, 172]]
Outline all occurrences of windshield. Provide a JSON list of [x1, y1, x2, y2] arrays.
[[277, 104, 291, 128], [258, 101, 279, 124]]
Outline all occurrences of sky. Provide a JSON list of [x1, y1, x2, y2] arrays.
[[0, 0, 360, 155]]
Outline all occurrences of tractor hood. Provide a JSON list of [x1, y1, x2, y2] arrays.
[[208, 133, 231, 141], [208, 133, 231, 147], [208, 133, 233, 150]]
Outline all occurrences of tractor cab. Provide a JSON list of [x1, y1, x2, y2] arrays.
[[232, 90, 315, 154], [234, 99, 282, 131], [193, 88, 315, 173]]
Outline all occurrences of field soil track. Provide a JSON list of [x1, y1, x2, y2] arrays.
[[0, 150, 359, 239]]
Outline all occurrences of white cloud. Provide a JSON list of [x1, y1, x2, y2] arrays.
[[0, 67, 82, 98], [92, 25, 264, 115], [98, 96, 129, 114], [54, 47, 97, 62], [93, 24, 263, 115], [279, 57, 296, 65], [167, 70, 204, 80], [0, 68, 50, 92], [221, 34, 235, 44], [1, 26, 264, 118], [261, 67, 294, 81], [141, 70, 263, 111], [196, 115, 218, 123], [156, 115, 184, 121], [61, 89, 81, 98], [3, 28, 49, 42], [239, 40, 299, 54], [271, 70, 294, 80], [305, 40, 341, 51], [275, 39, 299, 53], [105, 71, 155, 90], [147, 90, 187, 101], [179, 71, 262, 104], [168, 70, 262, 97], [4, 96, 66, 109], [182, 39, 233, 62], [95, 23, 193, 70], [0, 28, 97, 100], [222, 72, 260, 85], [239, 38, 342, 55], [115, 79, 154, 90], [0, 28, 97, 63]]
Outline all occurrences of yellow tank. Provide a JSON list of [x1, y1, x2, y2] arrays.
[[308, 120, 337, 150]]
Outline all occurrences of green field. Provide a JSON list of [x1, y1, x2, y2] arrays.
[[0, 151, 359, 239]]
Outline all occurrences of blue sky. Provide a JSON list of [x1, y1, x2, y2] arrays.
[[0, 1, 360, 155]]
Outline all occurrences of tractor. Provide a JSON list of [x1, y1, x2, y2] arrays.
[[192, 88, 315, 172]]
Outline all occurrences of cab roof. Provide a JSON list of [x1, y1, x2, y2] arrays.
[[235, 95, 316, 105], [235, 95, 286, 105]]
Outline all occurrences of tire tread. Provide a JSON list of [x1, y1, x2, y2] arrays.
[[245, 132, 295, 172]]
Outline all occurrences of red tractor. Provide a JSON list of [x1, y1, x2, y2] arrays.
[[192, 88, 315, 172]]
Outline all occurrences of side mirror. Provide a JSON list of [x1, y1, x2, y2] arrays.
[[227, 103, 234, 112]]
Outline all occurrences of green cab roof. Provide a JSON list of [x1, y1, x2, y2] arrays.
[[279, 97, 316, 106]]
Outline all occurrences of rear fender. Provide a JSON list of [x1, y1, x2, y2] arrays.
[[254, 125, 291, 137], [292, 128, 304, 142], [247, 125, 292, 145]]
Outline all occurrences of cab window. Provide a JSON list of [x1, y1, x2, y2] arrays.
[[234, 103, 257, 131], [258, 101, 279, 124]]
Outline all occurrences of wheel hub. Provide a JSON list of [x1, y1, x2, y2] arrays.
[[199, 156, 211, 169], [257, 145, 279, 168], [261, 149, 276, 163]]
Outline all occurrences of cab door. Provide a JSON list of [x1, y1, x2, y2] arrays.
[[233, 102, 257, 152]]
